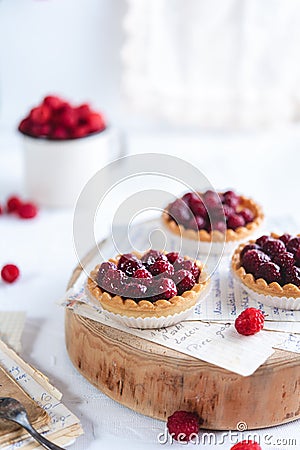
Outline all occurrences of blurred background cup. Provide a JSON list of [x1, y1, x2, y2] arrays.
[[22, 127, 124, 208]]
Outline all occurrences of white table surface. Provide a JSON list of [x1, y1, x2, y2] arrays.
[[0, 127, 300, 449]]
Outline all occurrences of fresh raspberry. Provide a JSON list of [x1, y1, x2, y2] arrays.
[[279, 233, 292, 245], [235, 308, 264, 336], [189, 197, 207, 218], [230, 440, 262, 450], [203, 190, 220, 209], [87, 112, 106, 133], [54, 104, 77, 129], [168, 199, 191, 225], [43, 95, 64, 110], [101, 269, 127, 295], [117, 254, 142, 276], [295, 248, 300, 266], [153, 277, 177, 300], [211, 220, 226, 233], [166, 252, 183, 265], [174, 270, 195, 295], [18, 202, 38, 219], [141, 250, 167, 267], [273, 252, 295, 270], [287, 237, 300, 255], [262, 238, 286, 258], [241, 250, 270, 275], [76, 104, 91, 122], [133, 268, 152, 280], [149, 260, 174, 277], [227, 214, 245, 230], [187, 216, 206, 230], [167, 411, 200, 442], [240, 244, 260, 259], [256, 235, 269, 247], [0, 204, 3, 215], [1, 264, 20, 284], [222, 204, 235, 217], [284, 266, 300, 287], [71, 125, 90, 139], [50, 126, 69, 140], [174, 260, 199, 280], [223, 190, 240, 209], [182, 192, 198, 205], [96, 261, 117, 284], [7, 196, 22, 213], [30, 105, 51, 125], [256, 262, 281, 284], [18, 118, 32, 135], [239, 208, 254, 223], [123, 282, 147, 300]]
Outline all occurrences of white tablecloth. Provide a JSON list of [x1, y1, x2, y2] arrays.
[[0, 128, 299, 449]]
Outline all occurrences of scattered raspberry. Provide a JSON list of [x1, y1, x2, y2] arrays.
[[230, 440, 262, 450], [18, 202, 38, 219], [242, 250, 270, 275], [240, 244, 260, 259], [7, 196, 22, 213], [149, 260, 174, 277], [1, 264, 20, 284], [262, 238, 286, 258], [279, 233, 292, 245], [141, 250, 167, 267], [227, 214, 245, 230], [273, 252, 295, 270], [174, 270, 196, 295], [287, 237, 300, 255], [133, 268, 152, 280], [167, 411, 200, 442], [239, 208, 254, 223], [284, 266, 300, 287], [256, 262, 281, 284], [117, 254, 142, 276], [166, 252, 183, 265], [256, 235, 269, 247], [235, 308, 264, 336]]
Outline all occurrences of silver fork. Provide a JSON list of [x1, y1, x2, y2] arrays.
[[0, 397, 65, 450]]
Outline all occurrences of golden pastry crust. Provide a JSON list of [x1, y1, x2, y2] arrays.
[[163, 195, 264, 243], [86, 254, 209, 318], [231, 233, 300, 299]]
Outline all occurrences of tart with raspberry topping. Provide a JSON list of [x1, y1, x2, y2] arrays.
[[232, 233, 300, 309], [162, 190, 263, 244], [86, 250, 209, 323]]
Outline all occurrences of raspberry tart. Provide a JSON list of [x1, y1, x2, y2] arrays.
[[232, 233, 300, 310], [162, 190, 263, 254], [86, 250, 210, 328]]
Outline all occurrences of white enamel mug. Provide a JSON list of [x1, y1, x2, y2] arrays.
[[22, 128, 124, 208]]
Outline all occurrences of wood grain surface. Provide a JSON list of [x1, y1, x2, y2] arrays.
[[65, 244, 300, 430]]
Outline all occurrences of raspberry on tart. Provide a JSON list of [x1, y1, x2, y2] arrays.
[[162, 189, 263, 243], [232, 233, 300, 306], [86, 250, 209, 319]]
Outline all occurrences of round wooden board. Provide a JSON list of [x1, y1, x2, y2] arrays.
[[65, 245, 300, 430]]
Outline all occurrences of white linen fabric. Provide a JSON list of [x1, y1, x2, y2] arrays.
[[122, 0, 300, 128]]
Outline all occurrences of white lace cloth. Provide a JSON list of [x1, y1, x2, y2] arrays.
[[122, 0, 300, 128]]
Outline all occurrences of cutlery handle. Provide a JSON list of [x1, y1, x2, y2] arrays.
[[23, 423, 65, 450]]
